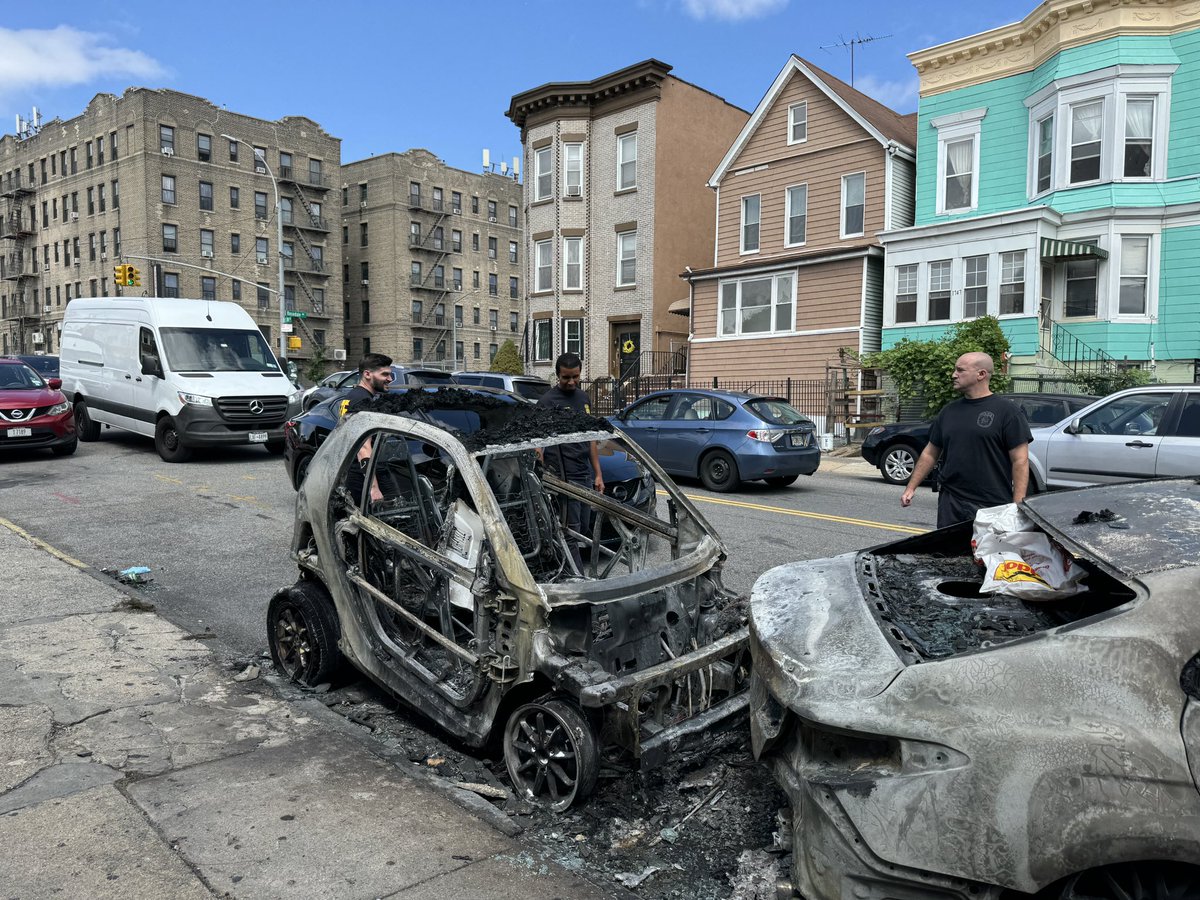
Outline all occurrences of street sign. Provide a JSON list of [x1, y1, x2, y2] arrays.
[[281, 323, 294, 333], [284, 311, 308, 320]]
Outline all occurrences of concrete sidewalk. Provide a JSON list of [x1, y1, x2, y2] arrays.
[[0, 522, 614, 900]]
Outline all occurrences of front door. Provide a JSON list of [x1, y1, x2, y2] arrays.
[[611, 326, 640, 379]]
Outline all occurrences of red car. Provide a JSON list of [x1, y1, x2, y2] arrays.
[[0, 358, 77, 456]]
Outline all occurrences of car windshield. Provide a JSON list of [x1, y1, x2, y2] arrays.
[[17, 356, 57, 376], [403, 370, 454, 385], [513, 380, 549, 401], [0, 364, 45, 390], [160, 328, 279, 373], [745, 398, 811, 426]]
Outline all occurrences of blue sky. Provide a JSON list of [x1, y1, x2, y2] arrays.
[[2, 0, 1035, 174]]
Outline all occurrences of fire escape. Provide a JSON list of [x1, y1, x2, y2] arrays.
[[407, 188, 454, 366], [278, 163, 332, 355], [0, 172, 39, 354]]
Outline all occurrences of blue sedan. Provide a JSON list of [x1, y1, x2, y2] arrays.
[[611, 389, 819, 492]]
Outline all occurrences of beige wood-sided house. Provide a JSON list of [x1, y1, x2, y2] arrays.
[[684, 56, 917, 383]]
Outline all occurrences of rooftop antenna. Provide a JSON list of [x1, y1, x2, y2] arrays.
[[819, 33, 892, 87]]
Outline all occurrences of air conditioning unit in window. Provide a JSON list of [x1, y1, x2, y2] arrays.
[[201, 249, 214, 258], [332, 348, 347, 361], [361, 279, 369, 285], [100, 252, 107, 260], [70, 212, 78, 221], [43, 304, 52, 313], [566, 185, 581, 197], [42, 265, 50, 272], [488, 216, 497, 223], [31, 332, 44, 344], [72, 259, 80, 266], [359, 201, 367, 209], [161, 147, 174, 157], [490, 325, 497, 331]]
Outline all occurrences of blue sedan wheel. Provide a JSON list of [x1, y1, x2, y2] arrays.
[[700, 449, 740, 492]]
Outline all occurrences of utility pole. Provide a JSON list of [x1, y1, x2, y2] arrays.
[[819, 33, 892, 87]]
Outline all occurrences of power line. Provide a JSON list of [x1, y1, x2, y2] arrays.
[[819, 33, 893, 87]]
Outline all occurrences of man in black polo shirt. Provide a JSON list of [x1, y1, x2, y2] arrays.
[[537, 352, 604, 568], [901, 352, 1032, 528]]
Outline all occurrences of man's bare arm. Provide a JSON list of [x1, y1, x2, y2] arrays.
[[1009, 443, 1030, 504], [901, 443, 941, 508]]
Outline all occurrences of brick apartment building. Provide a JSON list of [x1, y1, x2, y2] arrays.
[[0, 88, 342, 364], [339, 150, 523, 368], [506, 60, 748, 382]]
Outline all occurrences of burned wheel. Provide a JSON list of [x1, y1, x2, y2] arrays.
[[503, 698, 599, 812], [267, 580, 342, 686], [1038, 862, 1200, 900]]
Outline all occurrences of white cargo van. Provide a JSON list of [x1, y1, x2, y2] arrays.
[[60, 298, 301, 462]]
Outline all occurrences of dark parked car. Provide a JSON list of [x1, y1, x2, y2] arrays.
[[750, 478, 1200, 899], [269, 389, 749, 810], [0, 358, 76, 455], [451, 371, 550, 402], [862, 392, 1098, 485], [302, 365, 454, 411], [4, 354, 59, 379], [300, 369, 354, 410], [282, 387, 654, 523], [612, 389, 819, 492]]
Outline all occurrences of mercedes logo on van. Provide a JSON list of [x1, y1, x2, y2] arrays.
[[249, 399, 265, 415]]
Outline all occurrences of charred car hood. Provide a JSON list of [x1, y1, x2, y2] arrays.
[[750, 554, 902, 710]]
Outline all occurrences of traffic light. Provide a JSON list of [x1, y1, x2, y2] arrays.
[[129, 266, 141, 287], [114, 264, 127, 285]]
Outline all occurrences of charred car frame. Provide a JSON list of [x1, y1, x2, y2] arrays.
[[269, 391, 750, 810], [750, 479, 1200, 900]]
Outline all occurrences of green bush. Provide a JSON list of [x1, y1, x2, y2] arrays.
[[863, 316, 1011, 417], [1070, 367, 1151, 396], [490, 340, 525, 375]]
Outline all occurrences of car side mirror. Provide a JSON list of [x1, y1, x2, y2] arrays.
[[140, 354, 163, 378], [47, 377, 62, 391], [1064, 417, 1082, 435]]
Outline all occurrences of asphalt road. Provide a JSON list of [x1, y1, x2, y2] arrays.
[[0, 432, 937, 657]]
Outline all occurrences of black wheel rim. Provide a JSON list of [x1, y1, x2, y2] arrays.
[[273, 605, 311, 679], [884, 448, 914, 482], [708, 456, 731, 485], [162, 425, 179, 452], [505, 705, 580, 809]]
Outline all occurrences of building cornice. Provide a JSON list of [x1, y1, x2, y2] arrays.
[[505, 60, 673, 130], [909, 0, 1200, 98]]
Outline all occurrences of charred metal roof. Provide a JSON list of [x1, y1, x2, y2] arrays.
[[1023, 478, 1200, 576]]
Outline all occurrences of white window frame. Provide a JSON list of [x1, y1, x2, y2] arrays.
[[562, 317, 583, 356], [962, 254, 990, 319], [716, 272, 796, 338], [840, 172, 866, 239], [616, 230, 636, 287], [999, 250, 1027, 316], [563, 143, 583, 197], [1025, 65, 1174, 199], [534, 146, 553, 202], [740, 194, 760, 255], [1116, 234, 1151, 318], [534, 239, 552, 292], [894, 264, 918, 324], [787, 102, 807, 145], [617, 132, 637, 191], [926, 259, 952, 322], [533, 319, 552, 362], [931, 107, 985, 215], [563, 236, 583, 291], [784, 183, 807, 248]]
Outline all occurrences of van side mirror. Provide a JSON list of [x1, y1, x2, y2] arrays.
[[48, 377, 62, 391], [1064, 417, 1082, 435], [140, 354, 164, 379]]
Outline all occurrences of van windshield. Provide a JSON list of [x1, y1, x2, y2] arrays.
[[160, 328, 279, 373]]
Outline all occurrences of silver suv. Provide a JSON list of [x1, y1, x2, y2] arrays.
[[1028, 383, 1200, 489], [451, 371, 550, 402]]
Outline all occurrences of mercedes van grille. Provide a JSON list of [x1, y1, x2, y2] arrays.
[[214, 396, 288, 423]]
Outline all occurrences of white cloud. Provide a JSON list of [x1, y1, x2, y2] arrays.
[[852, 73, 920, 112], [680, 0, 788, 22], [0, 26, 164, 92]]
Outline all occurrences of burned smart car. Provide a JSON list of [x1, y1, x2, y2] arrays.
[[269, 389, 749, 809], [750, 479, 1200, 900]]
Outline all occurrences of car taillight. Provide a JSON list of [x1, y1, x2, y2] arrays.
[[747, 429, 784, 442]]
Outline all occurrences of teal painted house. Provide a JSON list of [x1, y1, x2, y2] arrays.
[[880, 0, 1200, 381]]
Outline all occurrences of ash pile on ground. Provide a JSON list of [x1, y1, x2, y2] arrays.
[[287, 673, 787, 899]]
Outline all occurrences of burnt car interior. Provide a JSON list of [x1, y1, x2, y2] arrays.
[[858, 524, 1136, 663]]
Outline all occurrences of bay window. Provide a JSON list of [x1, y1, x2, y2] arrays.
[[563, 236, 582, 290], [1036, 116, 1054, 193], [534, 320, 552, 361], [1069, 101, 1103, 184], [717, 272, 794, 337], [534, 146, 552, 201], [535, 239, 552, 292]]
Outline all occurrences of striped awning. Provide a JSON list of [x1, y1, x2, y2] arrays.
[[1040, 237, 1109, 261]]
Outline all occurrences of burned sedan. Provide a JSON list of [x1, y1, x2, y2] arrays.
[[269, 390, 749, 810], [750, 479, 1200, 900]]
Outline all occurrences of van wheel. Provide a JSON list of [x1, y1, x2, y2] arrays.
[[75, 400, 101, 442], [267, 580, 342, 686], [155, 416, 193, 463], [264, 439, 286, 455]]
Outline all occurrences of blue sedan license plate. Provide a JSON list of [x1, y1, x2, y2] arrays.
[[788, 432, 808, 448]]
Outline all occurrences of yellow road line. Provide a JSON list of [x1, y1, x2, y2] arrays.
[[0, 516, 90, 569], [658, 490, 926, 535]]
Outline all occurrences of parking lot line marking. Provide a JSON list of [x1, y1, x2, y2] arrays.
[[658, 491, 926, 535], [154, 474, 184, 485], [0, 516, 89, 569]]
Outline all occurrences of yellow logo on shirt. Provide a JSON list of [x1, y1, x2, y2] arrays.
[[339, 399, 350, 417], [584, 403, 591, 413]]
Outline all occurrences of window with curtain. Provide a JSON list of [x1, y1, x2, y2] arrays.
[[928, 260, 951, 320], [741, 195, 760, 253], [1119, 236, 1149, 315], [1070, 101, 1103, 184], [943, 138, 974, 210], [1124, 99, 1154, 178], [718, 273, 793, 336]]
